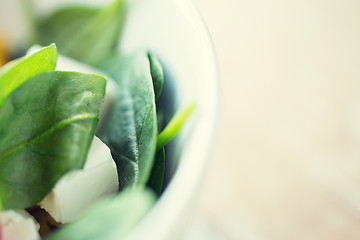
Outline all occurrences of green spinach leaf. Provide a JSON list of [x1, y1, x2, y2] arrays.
[[146, 148, 165, 197], [0, 71, 106, 209], [38, 0, 126, 66], [145, 53, 166, 196], [98, 51, 157, 190], [0, 44, 57, 108], [147, 103, 196, 196], [39, 7, 98, 46], [47, 188, 155, 240], [148, 52, 164, 100]]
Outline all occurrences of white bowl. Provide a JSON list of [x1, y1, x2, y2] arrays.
[[120, 1, 218, 239], [0, 0, 218, 239]]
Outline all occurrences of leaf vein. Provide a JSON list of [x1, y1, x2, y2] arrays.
[[0, 113, 97, 160]]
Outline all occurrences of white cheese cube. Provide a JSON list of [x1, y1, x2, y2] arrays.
[[39, 136, 119, 224], [0, 210, 40, 240]]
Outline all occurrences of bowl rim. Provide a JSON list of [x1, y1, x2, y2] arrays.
[[125, 0, 219, 239]]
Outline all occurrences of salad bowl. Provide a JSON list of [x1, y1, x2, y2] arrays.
[[0, 0, 217, 239]]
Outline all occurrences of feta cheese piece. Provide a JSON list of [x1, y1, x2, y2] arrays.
[[0, 210, 40, 240], [39, 137, 119, 224]]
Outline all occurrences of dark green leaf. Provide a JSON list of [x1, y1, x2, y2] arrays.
[[156, 102, 196, 151], [0, 44, 57, 108], [148, 52, 164, 100], [46, 188, 156, 240], [0, 71, 106, 209], [99, 52, 157, 190], [38, 0, 126, 66], [146, 148, 165, 197]]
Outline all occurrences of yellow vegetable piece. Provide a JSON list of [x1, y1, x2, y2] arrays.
[[0, 34, 8, 66]]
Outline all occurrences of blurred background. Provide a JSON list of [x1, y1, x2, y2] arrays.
[[185, 0, 360, 239]]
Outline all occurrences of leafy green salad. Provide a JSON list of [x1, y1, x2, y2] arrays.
[[0, 0, 195, 239]]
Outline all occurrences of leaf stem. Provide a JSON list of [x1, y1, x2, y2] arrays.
[[156, 102, 196, 151]]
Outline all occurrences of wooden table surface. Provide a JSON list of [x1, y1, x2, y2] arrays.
[[186, 0, 360, 239]]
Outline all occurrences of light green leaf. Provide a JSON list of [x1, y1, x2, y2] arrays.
[[47, 188, 156, 240], [156, 103, 196, 151], [39, 0, 126, 66], [39, 7, 98, 49], [0, 44, 57, 108], [0, 71, 106, 209], [19, 0, 39, 45]]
